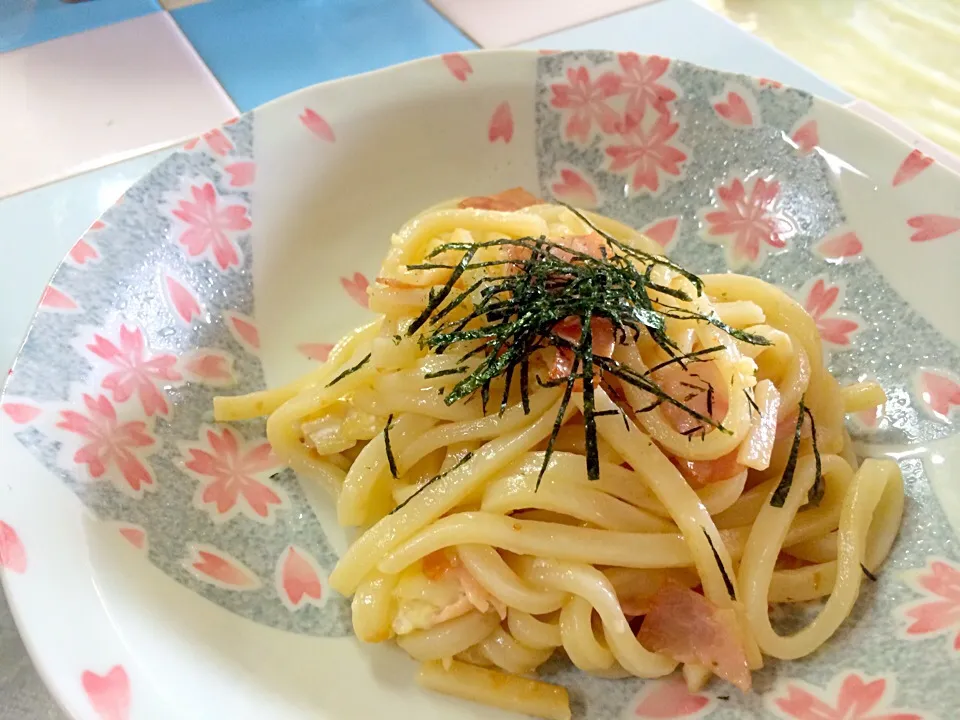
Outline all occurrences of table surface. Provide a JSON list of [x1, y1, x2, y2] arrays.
[[0, 1, 957, 717]]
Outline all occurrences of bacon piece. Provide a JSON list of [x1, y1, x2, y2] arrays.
[[547, 316, 616, 387], [674, 450, 744, 489], [420, 550, 507, 621], [654, 362, 729, 434], [458, 187, 541, 211], [638, 581, 752, 691], [549, 232, 609, 262]]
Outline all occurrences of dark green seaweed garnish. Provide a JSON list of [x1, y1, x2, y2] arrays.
[[390, 452, 474, 514], [325, 353, 371, 387], [770, 399, 823, 508], [383, 414, 398, 479], [744, 388, 761, 417], [770, 402, 806, 508], [703, 528, 736, 600], [399, 206, 771, 487], [423, 366, 468, 379], [861, 563, 878, 582], [803, 405, 824, 506]]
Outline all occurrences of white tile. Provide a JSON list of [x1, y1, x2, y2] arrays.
[[429, 0, 659, 47], [0, 12, 236, 199]]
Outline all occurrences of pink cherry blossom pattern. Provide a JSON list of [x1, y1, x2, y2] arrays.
[[117, 524, 148, 552], [90, 219, 106, 231], [851, 403, 884, 433], [768, 671, 922, 720], [442, 53, 472, 82], [297, 343, 334, 362], [87, 325, 181, 417], [641, 216, 681, 250], [2, 401, 41, 425], [223, 116, 239, 126], [300, 108, 335, 142], [701, 176, 795, 269], [81, 665, 130, 720], [56, 394, 156, 496], [791, 119, 819, 154], [550, 167, 598, 208], [202, 128, 233, 156], [605, 110, 687, 195], [225, 161, 256, 188], [814, 230, 863, 263], [916, 368, 960, 422], [277, 545, 325, 611], [758, 77, 785, 89], [893, 149, 934, 187], [800, 277, 860, 348], [713, 88, 756, 127], [341, 272, 370, 309], [488, 101, 514, 143], [170, 183, 251, 271], [69, 238, 100, 265], [224, 311, 260, 352], [899, 556, 960, 652], [164, 274, 204, 326], [0, 520, 27, 574], [183, 137, 200, 151], [184, 543, 262, 590], [907, 214, 960, 243], [632, 675, 715, 718], [181, 426, 284, 523], [550, 66, 622, 144], [617, 53, 678, 124], [181, 349, 236, 387], [39, 285, 78, 311]]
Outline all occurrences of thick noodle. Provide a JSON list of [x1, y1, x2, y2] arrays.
[[214, 197, 902, 720]]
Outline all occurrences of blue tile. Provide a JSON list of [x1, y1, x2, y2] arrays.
[[518, 0, 853, 105], [0, 0, 160, 52], [173, 0, 476, 111]]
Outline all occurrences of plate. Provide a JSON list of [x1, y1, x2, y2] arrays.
[[2, 50, 959, 720]]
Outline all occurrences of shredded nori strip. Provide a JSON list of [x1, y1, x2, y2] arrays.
[[770, 402, 806, 508], [861, 563, 878, 582], [389, 452, 474, 515], [398, 208, 773, 488], [537, 358, 580, 489], [423, 366, 468, 379], [580, 316, 600, 481], [744, 388, 761, 417], [325, 353, 371, 387], [383, 414, 398, 479], [644, 345, 725, 376], [520, 357, 531, 415], [770, 399, 824, 508], [803, 405, 824, 507], [703, 529, 736, 600]]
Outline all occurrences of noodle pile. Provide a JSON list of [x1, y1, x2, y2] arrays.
[[215, 191, 902, 720]]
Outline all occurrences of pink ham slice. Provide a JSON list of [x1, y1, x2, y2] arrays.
[[546, 316, 616, 388], [458, 187, 541, 211], [638, 581, 752, 692]]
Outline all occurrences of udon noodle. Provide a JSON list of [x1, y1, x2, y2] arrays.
[[215, 189, 902, 720]]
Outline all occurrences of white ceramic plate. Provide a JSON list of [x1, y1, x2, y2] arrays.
[[2, 50, 959, 720]]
